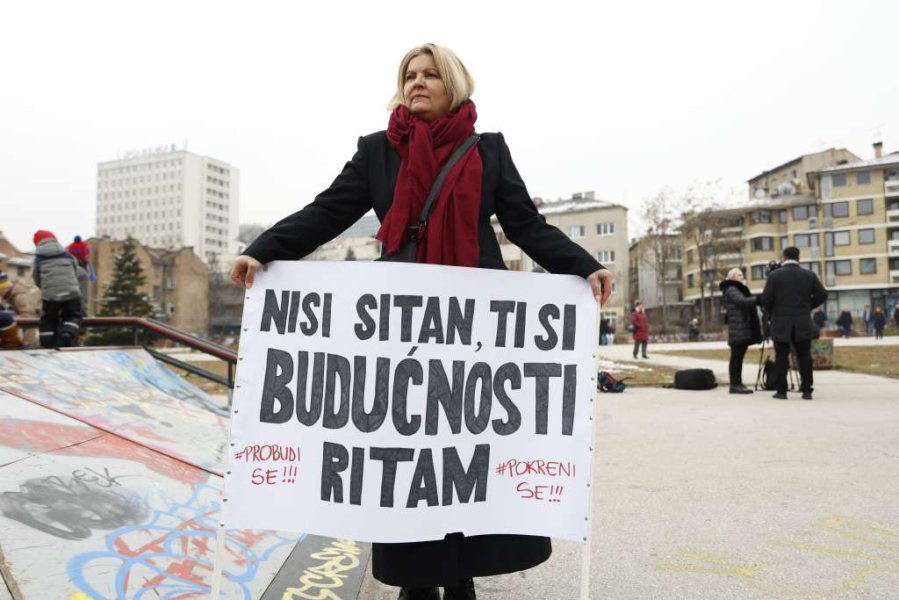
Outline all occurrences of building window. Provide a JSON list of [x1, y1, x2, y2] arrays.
[[779, 210, 788, 224], [827, 260, 852, 276], [568, 225, 585, 239], [751, 265, 766, 280], [794, 233, 818, 248], [857, 198, 874, 215], [687, 274, 694, 287], [856, 171, 871, 185], [596, 222, 615, 236], [779, 235, 788, 250], [858, 228, 875, 245], [833, 231, 850, 246], [801, 262, 821, 276], [597, 250, 616, 263], [859, 258, 877, 275], [792, 205, 815, 221], [686, 249, 694, 264], [750, 237, 774, 251], [750, 210, 772, 224], [832, 173, 847, 187], [831, 202, 849, 218]]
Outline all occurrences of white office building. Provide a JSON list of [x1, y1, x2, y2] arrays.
[[95, 145, 240, 268]]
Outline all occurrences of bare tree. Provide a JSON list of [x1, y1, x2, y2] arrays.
[[639, 187, 680, 333], [679, 182, 745, 331]]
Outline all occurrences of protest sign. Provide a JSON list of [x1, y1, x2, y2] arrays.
[[221, 261, 598, 543]]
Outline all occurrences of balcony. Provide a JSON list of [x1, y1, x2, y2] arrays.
[[890, 240, 899, 257], [887, 208, 899, 223], [892, 270, 899, 285], [885, 179, 899, 196]]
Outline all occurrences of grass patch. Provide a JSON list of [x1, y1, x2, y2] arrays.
[[656, 345, 899, 379], [607, 361, 681, 387]]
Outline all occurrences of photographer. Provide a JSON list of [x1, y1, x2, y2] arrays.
[[760, 247, 828, 400]]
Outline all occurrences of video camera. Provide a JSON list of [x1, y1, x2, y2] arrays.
[[764, 260, 781, 277]]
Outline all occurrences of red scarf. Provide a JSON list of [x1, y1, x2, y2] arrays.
[[376, 101, 482, 266]]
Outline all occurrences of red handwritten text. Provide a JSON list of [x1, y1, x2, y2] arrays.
[[495, 459, 575, 478], [233, 444, 301, 463], [516, 482, 565, 502]]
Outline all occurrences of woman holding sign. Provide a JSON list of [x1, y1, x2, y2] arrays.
[[232, 43, 613, 600]]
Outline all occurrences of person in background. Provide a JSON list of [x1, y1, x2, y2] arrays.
[[835, 309, 853, 339], [893, 305, 899, 329], [812, 307, 827, 330], [599, 317, 610, 345], [67, 235, 93, 319], [229, 43, 614, 600], [688, 316, 700, 341], [606, 319, 616, 345], [719, 268, 762, 394], [872, 306, 886, 340], [33, 230, 83, 348], [631, 301, 649, 359], [67, 235, 91, 264], [863, 305, 873, 336], [0, 308, 23, 347], [760, 246, 828, 400], [0, 271, 40, 346]]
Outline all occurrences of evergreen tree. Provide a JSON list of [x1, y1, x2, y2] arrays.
[[90, 237, 155, 345], [345, 247, 357, 261]]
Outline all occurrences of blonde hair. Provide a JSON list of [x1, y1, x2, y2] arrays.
[[388, 44, 475, 112], [727, 267, 744, 281]]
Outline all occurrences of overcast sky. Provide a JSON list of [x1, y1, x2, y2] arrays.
[[2, 0, 896, 252]]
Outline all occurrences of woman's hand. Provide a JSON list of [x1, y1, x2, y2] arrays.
[[588, 268, 614, 305], [230, 255, 263, 289]]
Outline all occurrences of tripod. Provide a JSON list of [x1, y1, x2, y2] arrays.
[[754, 337, 797, 391]]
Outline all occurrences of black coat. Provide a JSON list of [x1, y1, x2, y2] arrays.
[[719, 279, 761, 347], [244, 131, 604, 587], [245, 132, 602, 278], [760, 263, 828, 343]]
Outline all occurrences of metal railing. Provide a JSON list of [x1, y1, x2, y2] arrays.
[[15, 316, 237, 389]]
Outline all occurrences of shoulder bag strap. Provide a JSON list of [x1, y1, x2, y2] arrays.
[[409, 133, 480, 240]]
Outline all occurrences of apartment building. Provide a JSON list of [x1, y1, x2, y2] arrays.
[[494, 191, 629, 329], [811, 142, 899, 316], [681, 143, 899, 321], [89, 237, 209, 334], [95, 145, 240, 269]]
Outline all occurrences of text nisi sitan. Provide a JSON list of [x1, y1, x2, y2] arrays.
[[259, 290, 578, 350]]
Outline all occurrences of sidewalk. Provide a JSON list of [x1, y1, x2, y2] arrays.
[[357, 348, 899, 599]]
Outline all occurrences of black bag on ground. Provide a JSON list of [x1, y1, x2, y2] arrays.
[[672, 368, 718, 390], [377, 133, 480, 263]]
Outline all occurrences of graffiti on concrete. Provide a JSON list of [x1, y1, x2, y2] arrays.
[[0, 419, 209, 486], [68, 484, 299, 599], [0, 469, 148, 541], [282, 539, 363, 600], [0, 349, 228, 472]]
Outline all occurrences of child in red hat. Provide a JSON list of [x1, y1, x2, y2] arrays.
[[33, 230, 83, 347]]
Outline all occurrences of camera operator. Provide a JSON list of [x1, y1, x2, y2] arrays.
[[760, 246, 828, 400]]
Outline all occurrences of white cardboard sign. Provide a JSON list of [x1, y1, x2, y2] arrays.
[[221, 261, 597, 543]]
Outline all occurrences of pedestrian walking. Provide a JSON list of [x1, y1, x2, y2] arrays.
[[631, 302, 649, 358], [835, 309, 853, 339], [872, 307, 886, 340]]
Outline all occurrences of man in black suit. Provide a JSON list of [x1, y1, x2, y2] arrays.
[[760, 246, 828, 400]]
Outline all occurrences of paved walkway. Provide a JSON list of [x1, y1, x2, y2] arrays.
[[358, 343, 899, 599]]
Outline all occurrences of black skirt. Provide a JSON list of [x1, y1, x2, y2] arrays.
[[372, 533, 552, 587]]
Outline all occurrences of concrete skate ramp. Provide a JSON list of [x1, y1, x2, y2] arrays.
[[0, 349, 369, 599]]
